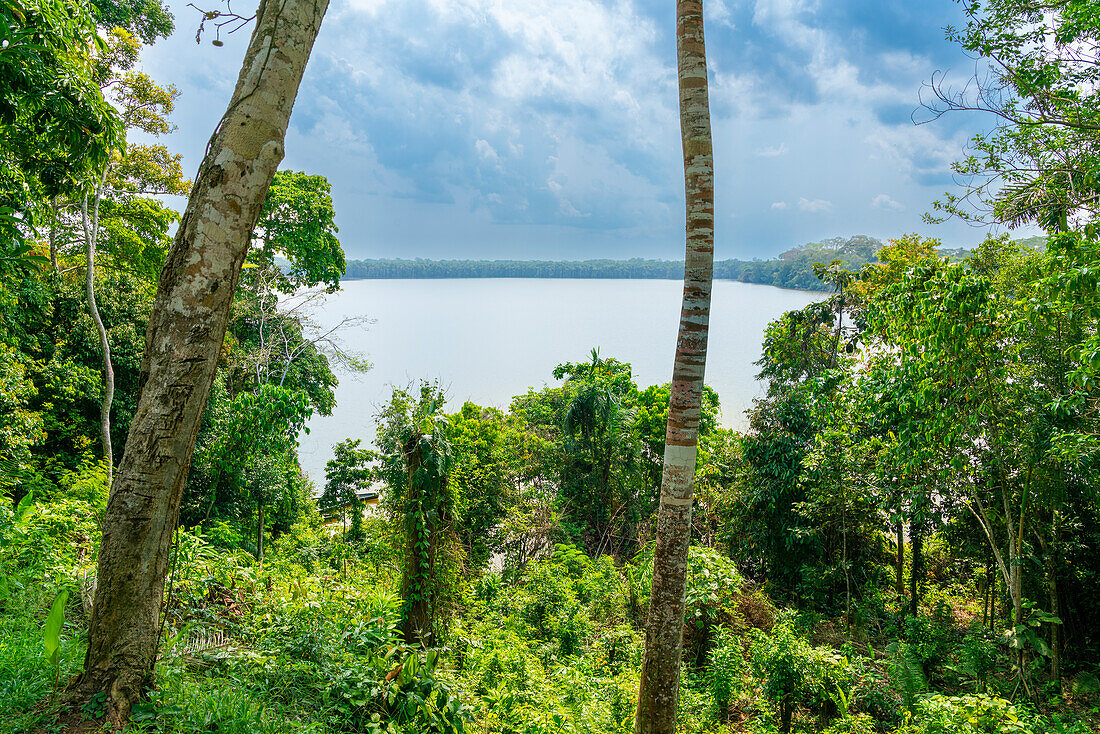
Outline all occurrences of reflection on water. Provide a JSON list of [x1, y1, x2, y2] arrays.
[[297, 278, 821, 486]]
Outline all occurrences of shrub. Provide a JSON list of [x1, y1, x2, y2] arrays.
[[708, 625, 742, 720], [899, 694, 1092, 734], [748, 616, 850, 734]]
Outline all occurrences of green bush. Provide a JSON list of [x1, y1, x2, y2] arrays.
[[708, 625, 742, 720], [749, 615, 851, 734], [899, 694, 1092, 734]]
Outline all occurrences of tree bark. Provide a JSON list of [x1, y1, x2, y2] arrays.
[[257, 500, 265, 563], [909, 524, 923, 617], [896, 521, 904, 601], [83, 187, 114, 486], [634, 0, 714, 731], [400, 433, 436, 646], [72, 0, 328, 724]]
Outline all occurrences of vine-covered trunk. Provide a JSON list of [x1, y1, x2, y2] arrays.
[[400, 433, 440, 646], [634, 0, 714, 731], [72, 0, 328, 725]]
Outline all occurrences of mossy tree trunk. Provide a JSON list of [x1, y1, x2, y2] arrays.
[[71, 0, 328, 725]]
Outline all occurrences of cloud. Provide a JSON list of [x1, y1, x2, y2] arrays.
[[138, 0, 986, 260], [871, 193, 905, 211], [710, 0, 735, 29], [475, 139, 501, 166], [797, 197, 833, 213], [306, 0, 678, 230]]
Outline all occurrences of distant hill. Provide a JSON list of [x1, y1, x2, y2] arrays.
[[341, 234, 1048, 292]]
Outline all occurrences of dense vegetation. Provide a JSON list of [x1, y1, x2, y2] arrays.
[[3, 0, 1100, 733], [343, 236, 884, 291]]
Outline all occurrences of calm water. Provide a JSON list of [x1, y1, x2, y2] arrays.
[[297, 278, 820, 486]]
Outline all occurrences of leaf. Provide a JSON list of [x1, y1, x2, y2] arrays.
[[13, 490, 34, 523], [43, 589, 69, 662]]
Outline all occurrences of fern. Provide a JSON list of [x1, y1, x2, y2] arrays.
[[885, 641, 926, 711]]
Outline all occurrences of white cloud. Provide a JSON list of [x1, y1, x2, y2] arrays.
[[756, 143, 788, 157], [871, 193, 905, 211], [710, 0, 735, 28], [771, 201, 789, 209], [475, 139, 500, 165], [797, 197, 833, 213]]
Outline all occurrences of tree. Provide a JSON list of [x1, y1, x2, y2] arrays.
[[634, 0, 715, 730], [556, 349, 642, 556], [321, 438, 374, 537], [72, 0, 329, 723], [0, 0, 121, 248], [376, 383, 460, 646], [447, 402, 525, 569], [78, 28, 188, 485], [89, 0, 173, 43], [253, 169, 345, 293], [924, 0, 1100, 229]]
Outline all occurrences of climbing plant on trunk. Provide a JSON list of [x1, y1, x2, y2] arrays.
[[70, 0, 329, 724], [634, 0, 715, 731]]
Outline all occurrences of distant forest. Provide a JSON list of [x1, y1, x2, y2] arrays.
[[346, 235, 889, 291], [344, 235, 1047, 290]]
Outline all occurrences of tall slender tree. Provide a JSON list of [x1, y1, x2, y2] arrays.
[[70, 0, 329, 724], [635, 0, 715, 731]]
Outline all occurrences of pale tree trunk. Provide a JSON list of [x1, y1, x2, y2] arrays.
[[82, 183, 115, 487], [634, 0, 714, 731], [49, 202, 59, 270], [896, 521, 905, 601], [72, 0, 328, 725], [257, 501, 265, 563]]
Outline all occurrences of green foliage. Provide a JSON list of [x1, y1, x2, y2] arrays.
[[899, 694, 1090, 734], [928, 0, 1100, 230], [376, 383, 462, 645], [708, 626, 742, 719], [749, 616, 852, 733], [41, 588, 67, 685], [0, 0, 121, 231], [254, 170, 345, 294], [343, 236, 883, 291], [89, 0, 173, 43]]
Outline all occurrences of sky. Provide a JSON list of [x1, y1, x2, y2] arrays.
[[141, 0, 1012, 261]]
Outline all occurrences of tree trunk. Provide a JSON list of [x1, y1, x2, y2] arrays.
[[896, 521, 904, 601], [83, 190, 114, 486], [634, 0, 714, 731], [257, 501, 265, 563], [72, 0, 328, 724], [780, 701, 793, 734], [1048, 566, 1061, 686], [401, 434, 434, 646], [909, 524, 923, 617], [49, 205, 59, 270]]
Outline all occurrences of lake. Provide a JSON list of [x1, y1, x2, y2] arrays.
[[297, 278, 821, 486]]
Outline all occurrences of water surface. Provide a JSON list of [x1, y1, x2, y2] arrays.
[[297, 278, 820, 485]]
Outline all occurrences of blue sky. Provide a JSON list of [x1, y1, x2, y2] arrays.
[[142, 0, 1012, 261]]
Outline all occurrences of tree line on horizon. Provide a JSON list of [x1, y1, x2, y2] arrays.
[[340, 235, 1044, 291]]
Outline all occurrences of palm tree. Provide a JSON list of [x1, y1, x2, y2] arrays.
[[634, 0, 715, 731]]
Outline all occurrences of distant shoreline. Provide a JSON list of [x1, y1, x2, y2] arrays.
[[341, 270, 832, 293], [341, 256, 852, 292], [339, 235, 1020, 291]]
